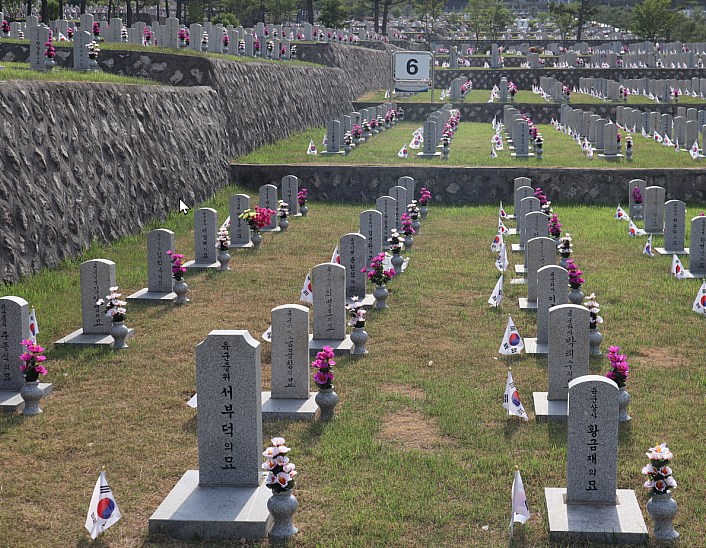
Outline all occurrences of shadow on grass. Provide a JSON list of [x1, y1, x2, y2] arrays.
[[504, 417, 523, 439], [182, 412, 197, 435], [618, 420, 633, 444], [0, 413, 24, 436], [547, 420, 568, 447]]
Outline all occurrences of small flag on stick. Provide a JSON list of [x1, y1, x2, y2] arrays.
[[692, 280, 706, 314], [614, 205, 628, 220], [28, 307, 39, 343], [671, 254, 686, 278], [643, 235, 654, 257], [85, 471, 122, 540], [510, 467, 530, 536], [488, 275, 503, 307], [306, 140, 317, 155], [300, 271, 313, 303], [499, 316, 524, 355], [330, 245, 340, 264], [262, 325, 272, 342], [503, 370, 528, 421]]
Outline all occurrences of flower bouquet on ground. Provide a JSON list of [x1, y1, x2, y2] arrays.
[[351, 124, 363, 142], [19, 339, 48, 382], [418, 187, 432, 219], [87, 41, 100, 62], [263, 437, 297, 492], [585, 293, 603, 328], [400, 213, 415, 249], [605, 345, 629, 387], [277, 200, 289, 219]]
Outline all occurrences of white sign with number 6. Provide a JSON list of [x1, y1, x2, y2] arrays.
[[392, 52, 432, 82]]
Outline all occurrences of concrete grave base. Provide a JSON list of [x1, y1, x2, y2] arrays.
[[148, 471, 272, 541], [261, 391, 318, 421], [507, 228, 518, 235], [309, 335, 353, 357], [598, 153, 624, 160], [510, 278, 527, 285], [320, 151, 345, 156], [346, 294, 375, 309], [655, 247, 689, 255], [524, 337, 548, 355], [545, 487, 648, 544], [416, 152, 442, 158], [229, 241, 254, 249], [533, 392, 568, 421], [511, 244, 525, 252], [0, 383, 53, 413], [260, 226, 281, 233], [184, 260, 220, 270], [55, 328, 135, 347], [511, 153, 535, 158], [518, 297, 538, 310], [506, 214, 517, 220], [515, 264, 527, 274], [127, 288, 177, 303]]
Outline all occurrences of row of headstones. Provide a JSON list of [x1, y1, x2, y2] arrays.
[[419, 105, 456, 157], [615, 106, 706, 150], [623, 76, 706, 99], [448, 77, 470, 101], [502, 105, 534, 157], [559, 105, 621, 156], [23, 14, 101, 70], [323, 103, 396, 154], [539, 75, 569, 102], [627, 180, 706, 275]]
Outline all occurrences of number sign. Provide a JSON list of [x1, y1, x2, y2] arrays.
[[392, 52, 432, 82]]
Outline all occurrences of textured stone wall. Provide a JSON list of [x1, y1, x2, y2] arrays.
[[231, 164, 706, 207], [0, 44, 392, 283]]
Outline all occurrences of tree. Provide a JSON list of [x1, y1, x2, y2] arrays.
[[267, 0, 297, 24], [415, 0, 444, 46], [381, 0, 406, 36], [632, 0, 676, 41], [319, 0, 346, 28], [464, 0, 486, 46], [548, 2, 577, 45], [485, 0, 511, 42], [575, 0, 598, 41]]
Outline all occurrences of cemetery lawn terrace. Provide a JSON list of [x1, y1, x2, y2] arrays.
[[237, 121, 704, 169], [0, 184, 705, 546], [0, 61, 159, 84]]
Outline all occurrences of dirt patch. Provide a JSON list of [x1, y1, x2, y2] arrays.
[[633, 347, 682, 368], [381, 383, 426, 400], [377, 408, 451, 450]]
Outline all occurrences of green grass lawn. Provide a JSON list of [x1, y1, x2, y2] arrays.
[[0, 60, 160, 84], [236, 121, 705, 169], [0, 186, 705, 546]]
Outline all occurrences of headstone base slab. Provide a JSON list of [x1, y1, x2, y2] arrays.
[[261, 391, 318, 421], [148, 470, 272, 540], [507, 228, 518, 235], [510, 278, 527, 285], [184, 260, 220, 270], [524, 337, 548, 355], [532, 392, 568, 421], [514, 264, 527, 274], [511, 153, 535, 158], [518, 298, 538, 310], [319, 151, 345, 156], [345, 294, 375, 309], [598, 154, 624, 160], [416, 152, 442, 158], [545, 487, 648, 544], [127, 288, 177, 303], [655, 247, 689, 255], [511, 244, 525, 252], [55, 328, 135, 346], [0, 383, 53, 413], [506, 215, 517, 220], [260, 227, 281, 233], [229, 241, 254, 249], [308, 335, 353, 357]]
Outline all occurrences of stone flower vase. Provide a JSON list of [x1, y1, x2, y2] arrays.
[[174, 278, 189, 305], [420, 205, 428, 220], [589, 326, 603, 357], [299, 205, 308, 217], [45, 58, 56, 70], [441, 146, 450, 159], [632, 203, 643, 221], [412, 219, 421, 234], [21, 380, 44, 416], [267, 489, 298, 540], [559, 254, 571, 268], [344, 144, 352, 156], [373, 284, 389, 310], [568, 284, 584, 305], [626, 147, 633, 160], [350, 326, 369, 356], [278, 217, 289, 232], [536, 147, 543, 159], [316, 386, 338, 421], [618, 386, 631, 422], [251, 232, 263, 250], [646, 492, 679, 541], [110, 320, 130, 349], [217, 250, 231, 271], [391, 252, 404, 273], [404, 235, 414, 251]]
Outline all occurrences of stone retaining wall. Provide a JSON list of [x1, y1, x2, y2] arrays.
[[231, 164, 706, 207]]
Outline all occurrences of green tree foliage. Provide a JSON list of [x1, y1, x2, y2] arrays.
[[464, 0, 486, 44], [485, 0, 512, 41], [47, 0, 59, 19], [319, 0, 347, 28], [414, 0, 444, 45], [548, 2, 577, 45], [632, 0, 676, 41], [267, 0, 296, 24]]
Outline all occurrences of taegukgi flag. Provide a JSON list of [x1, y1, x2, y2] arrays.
[[503, 370, 528, 421], [671, 254, 686, 278], [498, 217, 509, 235], [262, 324, 272, 342], [85, 471, 122, 539], [499, 316, 524, 355], [692, 279, 706, 314], [510, 468, 530, 535], [495, 243, 509, 272], [330, 245, 340, 264], [614, 205, 628, 220], [491, 230, 504, 253], [306, 139, 317, 155], [628, 219, 646, 237], [499, 201, 508, 219], [488, 274, 503, 307], [300, 271, 313, 303], [397, 145, 408, 158], [28, 307, 39, 343], [643, 234, 654, 257]]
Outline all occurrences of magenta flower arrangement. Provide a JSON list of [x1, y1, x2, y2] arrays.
[[362, 252, 396, 286], [369, 117, 378, 129], [67, 27, 75, 39], [297, 188, 308, 206], [548, 213, 562, 238], [605, 345, 629, 387], [45, 40, 56, 59], [351, 124, 363, 139], [565, 258, 585, 288], [1, 20, 10, 34], [400, 213, 415, 237], [632, 186, 643, 204], [223, 34, 230, 46], [419, 187, 432, 206], [96, 286, 128, 322], [534, 187, 552, 213], [643, 443, 677, 495], [19, 339, 48, 382], [92, 22, 100, 37], [254, 36, 260, 51], [239, 206, 275, 234], [262, 437, 297, 492], [311, 346, 335, 388], [178, 28, 189, 42], [167, 250, 186, 280]]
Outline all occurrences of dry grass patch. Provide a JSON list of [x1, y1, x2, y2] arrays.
[[381, 383, 427, 401], [377, 408, 451, 451], [633, 347, 683, 368]]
